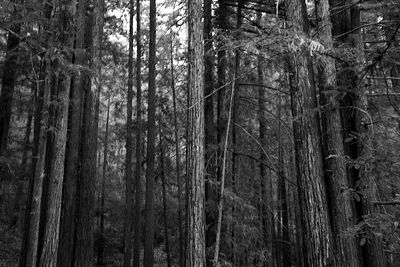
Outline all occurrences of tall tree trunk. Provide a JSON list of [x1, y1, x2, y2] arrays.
[[159, 125, 171, 267], [170, 33, 184, 267], [203, 0, 216, 264], [330, 1, 385, 266], [187, 0, 205, 265], [123, 0, 135, 265], [276, 98, 290, 267], [74, 2, 96, 265], [0, 1, 21, 155], [143, 0, 157, 264], [316, 0, 362, 265], [285, 0, 334, 265], [132, 0, 143, 266]]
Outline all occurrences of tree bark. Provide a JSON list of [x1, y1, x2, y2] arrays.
[[143, 0, 157, 265], [123, 0, 135, 264], [285, 0, 334, 265], [132, 0, 143, 266], [187, 0, 205, 265], [97, 96, 110, 267], [316, 0, 362, 265]]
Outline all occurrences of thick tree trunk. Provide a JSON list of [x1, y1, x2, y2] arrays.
[[143, 0, 157, 265], [285, 0, 334, 265], [316, 0, 362, 265], [330, 1, 385, 266], [123, 0, 135, 265], [187, 0, 205, 265], [132, 0, 143, 266], [74, 2, 96, 265]]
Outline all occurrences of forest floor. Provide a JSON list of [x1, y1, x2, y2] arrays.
[[0, 220, 20, 267]]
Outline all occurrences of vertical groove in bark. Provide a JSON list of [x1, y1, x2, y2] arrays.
[[123, 0, 135, 265], [132, 0, 143, 266], [143, 0, 157, 265], [330, 1, 385, 266], [187, 0, 205, 265], [285, 0, 334, 265]]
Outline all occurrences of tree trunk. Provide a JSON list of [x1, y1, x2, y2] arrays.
[[159, 125, 171, 267], [74, 2, 96, 265], [132, 0, 143, 266], [316, 0, 362, 265], [204, 0, 216, 264], [170, 33, 184, 267], [143, 0, 157, 264], [285, 0, 334, 265], [330, 1, 385, 266], [187, 0, 205, 265], [97, 96, 110, 267], [123, 0, 135, 265]]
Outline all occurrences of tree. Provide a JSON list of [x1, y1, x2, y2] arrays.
[[285, 0, 334, 265], [143, 0, 157, 265], [123, 0, 135, 264], [187, 0, 205, 265]]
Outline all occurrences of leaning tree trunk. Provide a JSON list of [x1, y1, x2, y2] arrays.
[[187, 0, 205, 265], [285, 0, 334, 265]]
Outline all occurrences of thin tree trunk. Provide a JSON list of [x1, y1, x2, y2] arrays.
[[187, 0, 205, 265], [158, 125, 171, 267], [132, 0, 143, 266], [143, 0, 157, 264], [204, 0, 216, 264], [285, 0, 334, 265], [169, 34, 184, 267], [123, 0, 135, 264], [97, 96, 110, 267]]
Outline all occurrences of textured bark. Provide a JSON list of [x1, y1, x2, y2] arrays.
[[330, 1, 385, 266], [204, 0, 216, 264], [74, 1, 96, 265], [132, 0, 143, 266], [0, 2, 21, 155], [316, 0, 362, 266], [123, 0, 135, 265], [187, 0, 205, 265], [170, 34, 184, 267], [285, 0, 334, 265], [22, 59, 51, 267], [143, 0, 157, 265]]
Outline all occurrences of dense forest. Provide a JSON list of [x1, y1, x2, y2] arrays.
[[0, 0, 400, 266]]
